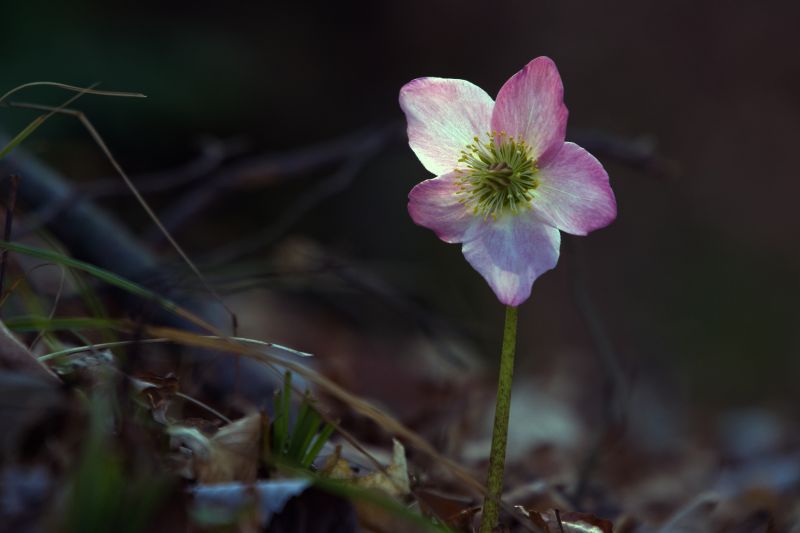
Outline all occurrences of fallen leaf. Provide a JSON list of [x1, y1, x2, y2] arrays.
[[169, 413, 261, 483]]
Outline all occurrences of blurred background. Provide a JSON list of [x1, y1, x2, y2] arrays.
[[3, 0, 799, 467]]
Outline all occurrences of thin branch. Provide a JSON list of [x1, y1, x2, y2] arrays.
[[7, 133, 244, 238], [147, 123, 404, 243]]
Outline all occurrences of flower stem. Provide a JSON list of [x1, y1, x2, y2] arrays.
[[480, 304, 518, 532]]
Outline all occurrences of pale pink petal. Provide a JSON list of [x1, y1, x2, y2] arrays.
[[491, 57, 568, 163], [461, 214, 561, 306], [408, 172, 477, 243], [533, 142, 617, 235], [400, 78, 494, 175]]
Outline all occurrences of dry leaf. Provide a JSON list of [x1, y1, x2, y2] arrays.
[[169, 413, 261, 483], [320, 439, 410, 497], [355, 439, 411, 498], [320, 439, 412, 532]]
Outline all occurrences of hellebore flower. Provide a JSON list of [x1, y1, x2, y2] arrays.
[[400, 57, 616, 306]]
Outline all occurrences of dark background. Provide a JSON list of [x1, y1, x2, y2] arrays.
[[3, 0, 799, 416]]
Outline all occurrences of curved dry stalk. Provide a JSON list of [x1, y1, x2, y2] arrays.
[[0, 85, 100, 160], [39, 335, 311, 362], [0, 81, 145, 106]]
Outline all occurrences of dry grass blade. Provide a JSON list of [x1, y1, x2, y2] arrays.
[[0, 85, 99, 160], [7, 100, 238, 334], [0, 81, 146, 105], [39, 335, 311, 362]]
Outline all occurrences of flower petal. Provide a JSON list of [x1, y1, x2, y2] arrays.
[[491, 57, 568, 163], [408, 172, 476, 243], [461, 214, 561, 306], [400, 78, 494, 175], [534, 142, 617, 235]]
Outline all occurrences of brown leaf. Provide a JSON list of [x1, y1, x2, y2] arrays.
[[321, 439, 410, 498], [170, 413, 261, 483], [354, 439, 410, 498], [320, 440, 413, 533]]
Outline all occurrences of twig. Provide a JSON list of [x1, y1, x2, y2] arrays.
[[174, 391, 232, 424], [555, 509, 565, 533], [0, 174, 19, 301]]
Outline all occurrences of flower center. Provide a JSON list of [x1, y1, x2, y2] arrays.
[[455, 131, 539, 220]]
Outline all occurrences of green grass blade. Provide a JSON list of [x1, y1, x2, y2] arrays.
[[299, 470, 449, 532], [302, 422, 335, 468], [271, 393, 285, 456], [5, 315, 124, 333], [38, 232, 116, 344], [294, 410, 321, 464], [288, 398, 318, 462], [0, 115, 47, 159], [278, 371, 292, 454], [287, 399, 310, 458], [0, 241, 181, 312]]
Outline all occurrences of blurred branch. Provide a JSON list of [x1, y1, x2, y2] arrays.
[[12, 136, 246, 238], [0, 134, 156, 285], [0, 137, 292, 405], [146, 123, 405, 245], [197, 123, 402, 267]]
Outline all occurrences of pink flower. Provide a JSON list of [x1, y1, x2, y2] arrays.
[[400, 57, 616, 306]]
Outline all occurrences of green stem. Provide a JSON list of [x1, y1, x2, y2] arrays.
[[480, 305, 518, 532]]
